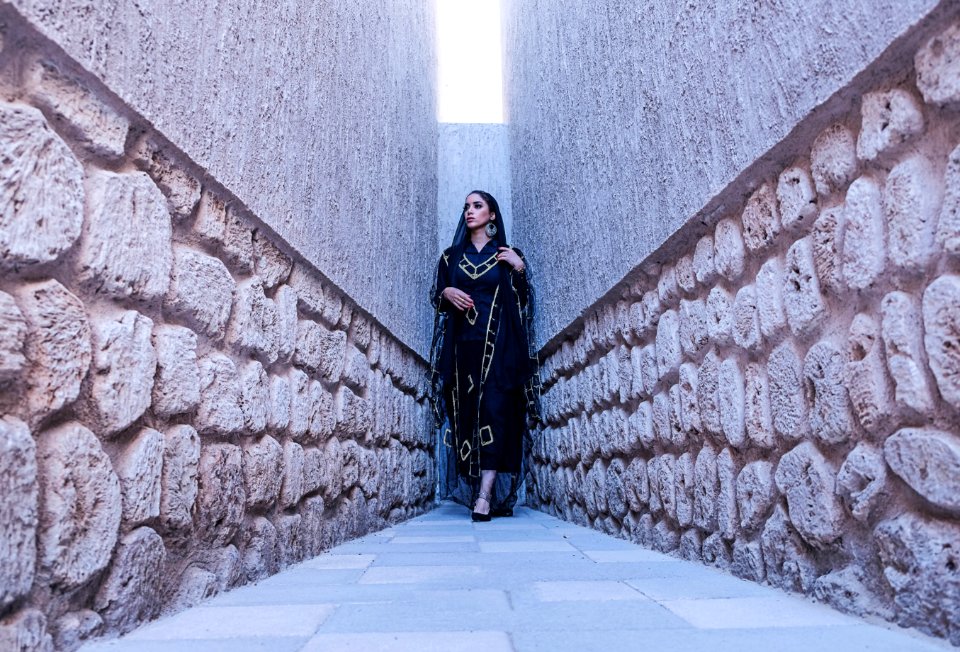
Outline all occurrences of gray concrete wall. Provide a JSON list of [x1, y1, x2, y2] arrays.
[[8, 0, 438, 354], [503, 0, 943, 348], [437, 123, 513, 254]]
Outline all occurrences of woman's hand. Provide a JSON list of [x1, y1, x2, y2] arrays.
[[497, 247, 525, 272], [442, 287, 474, 311]]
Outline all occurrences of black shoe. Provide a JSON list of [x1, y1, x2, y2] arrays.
[[471, 510, 492, 522], [471, 492, 492, 522], [491, 507, 513, 518]]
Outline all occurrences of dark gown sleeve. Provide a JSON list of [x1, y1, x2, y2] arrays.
[[509, 248, 529, 312]]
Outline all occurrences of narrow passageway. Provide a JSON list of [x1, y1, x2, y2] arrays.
[[82, 503, 942, 652]]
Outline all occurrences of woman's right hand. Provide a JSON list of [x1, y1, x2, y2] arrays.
[[442, 287, 474, 311]]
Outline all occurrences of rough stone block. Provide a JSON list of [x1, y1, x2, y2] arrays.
[[303, 446, 325, 496], [638, 344, 659, 396], [275, 285, 298, 364], [0, 291, 26, 386], [718, 358, 746, 448], [705, 286, 733, 348], [652, 391, 672, 447], [717, 448, 739, 540], [80, 310, 156, 437], [880, 291, 934, 415], [732, 539, 765, 582], [923, 275, 960, 410], [114, 428, 163, 527], [632, 400, 655, 450], [656, 309, 681, 380], [165, 247, 235, 340], [732, 286, 762, 352], [778, 166, 819, 232], [652, 520, 679, 554], [165, 567, 219, 613], [295, 320, 347, 382], [811, 205, 846, 295], [697, 349, 722, 437], [769, 340, 809, 440], [647, 458, 662, 514], [287, 263, 326, 320], [131, 136, 200, 222], [741, 183, 781, 253], [693, 235, 717, 286], [674, 452, 695, 528], [268, 374, 291, 433], [151, 325, 200, 418], [775, 441, 844, 548], [875, 514, 960, 643], [939, 143, 960, 256], [78, 170, 172, 302], [288, 368, 311, 440], [842, 177, 886, 290], [657, 265, 679, 307], [624, 457, 649, 513], [680, 529, 703, 562], [916, 22, 960, 106], [743, 362, 774, 449], [679, 298, 709, 359], [784, 237, 827, 337], [0, 417, 37, 609], [755, 258, 786, 341], [641, 290, 663, 337], [702, 532, 732, 570], [240, 517, 280, 584], [811, 124, 857, 196], [885, 428, 960, 514], [52, 610, 102, 652], [0, 102, 83, 269], [280, 441, 305, 509], [94, 527, 164, 634], [195, 444, 245, 546], [761, 504, 818, 593], [884, 155, 941, 274], [804, 340, 855, 444], [227, 277, 279, 364], [675, 254, 697, 295], [16, 280, 90, 423], [242, 435, 284, 511], [605, 458, 628, 520], [193, 192, 254, 274], [159, 425, 200, 534], [37, 422, 121, 589], [736, 461, 777, 531], [714, 217, 746, 280], [253, 231, 293, 290], [196, 353, 244, 436], [693, 445, 718, 531], [25, 58, 128, 158], [836, 442, 888, 524], [239, 361, 269, 434], [677, 363, 701, 438], [311, 381, 337, 441], [857, 89, 924, 161], [0, 609, 53, 652], [846, 314, 896, 434]]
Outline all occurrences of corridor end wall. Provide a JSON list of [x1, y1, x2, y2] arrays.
[[513, 2, 960, 644]]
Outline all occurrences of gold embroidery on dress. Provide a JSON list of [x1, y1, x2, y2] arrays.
[[465, 306, 478, 325], [467, 374, 475, 394], [479, 425, 494, 446], [459, 438, 472, 461], [443, 427, 453, 447], [459, 253, 498, 280]]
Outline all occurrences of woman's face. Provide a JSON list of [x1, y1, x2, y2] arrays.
[[464, 193, 494, 231]]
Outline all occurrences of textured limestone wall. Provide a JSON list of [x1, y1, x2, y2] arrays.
[[0, 19, 433, 651], [504, 0, 946, 348], [530, 19, 960, 646], [437, 123, 513, 254], [5, 0, 438, 354]]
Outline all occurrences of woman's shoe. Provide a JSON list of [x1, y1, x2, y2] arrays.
[[471, 491, 492, 522]]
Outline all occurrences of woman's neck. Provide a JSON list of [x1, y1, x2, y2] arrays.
[[469, 228, 491, 251]]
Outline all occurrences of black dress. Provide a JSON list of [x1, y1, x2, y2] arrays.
[[430, 239, 539, 509]]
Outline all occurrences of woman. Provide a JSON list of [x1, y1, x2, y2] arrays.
[[429, 190, 540, 521]]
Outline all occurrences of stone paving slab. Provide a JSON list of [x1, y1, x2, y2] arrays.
[[83, 502, 949, 652]]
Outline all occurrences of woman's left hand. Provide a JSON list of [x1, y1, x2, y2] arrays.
[[497, 247, 525, 272]]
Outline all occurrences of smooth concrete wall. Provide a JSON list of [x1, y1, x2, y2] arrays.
[[503, 0, 942, 348], [9, 0, 438, 355], [437, 123, 513, 255]]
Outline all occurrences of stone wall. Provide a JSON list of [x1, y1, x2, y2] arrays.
[[4, 1, 438, 354], [504, 0, 946, 348], [0, 17, 433, 651], [529, 19, 960, 645]]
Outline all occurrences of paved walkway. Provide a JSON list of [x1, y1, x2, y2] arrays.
[[84, 502, 946, 652]]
